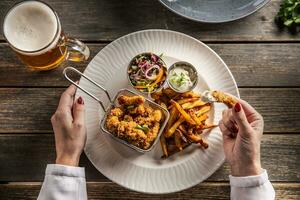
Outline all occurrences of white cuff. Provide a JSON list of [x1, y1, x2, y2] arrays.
[[46, 164, 85, 178], [229, 169, 268, 188]]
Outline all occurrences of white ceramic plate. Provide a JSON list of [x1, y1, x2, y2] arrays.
[[77, 29, 239, 194], [159, 0, 270, 23]]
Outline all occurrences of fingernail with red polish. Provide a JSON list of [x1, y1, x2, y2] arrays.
[[234, 103, 241, 112], [77, 96, 84, 105]]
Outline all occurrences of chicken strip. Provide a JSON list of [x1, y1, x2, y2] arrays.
[[118, 95, 145, 106], [116, 121, 148, 149], [212, 91, 237, 108]]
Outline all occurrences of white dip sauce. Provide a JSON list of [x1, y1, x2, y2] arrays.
[[169, 67, 193, 92], [201, 90, 216, 102]]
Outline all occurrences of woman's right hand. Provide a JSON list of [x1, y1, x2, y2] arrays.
[[51, 84, 86, 167], [219, 98, 264, 176]]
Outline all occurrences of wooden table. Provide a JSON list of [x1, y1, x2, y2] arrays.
[[0, 0, 299, 199]]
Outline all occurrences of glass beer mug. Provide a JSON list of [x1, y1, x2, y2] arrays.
[[3, 1, 90, 71]]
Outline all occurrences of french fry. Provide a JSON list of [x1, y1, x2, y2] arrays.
[[165, 116, 185, 138], [195, 129, 203, 135], [185, 132, 202, 143], [189, 110, 203, 126], [178, 124, 187, 134], [160, 102, 167, 109], [176, 128, 188, 142], [182, 100, 207, 110], [166, 145, 177, 154], [177, 97, 199, 104], [160, 135, 168, 157], [171, 100, 196, 125], [195, 105, 211, 117], [168, 97, 199, 109], [151, 91, 162, 102], [163, 87, 178, 98], [181, 91, 200, 98], [162, 143, 191, 158], [175, 130, 183, 151], [199, 139, 209, 149], [187, 127, 194, 135], [177, 124, 188, 142], [199, 124, 218, 130], [198, 114, 208, 124], [166, 107, 178, 129], [184, 128, 208, 149], [177, 129, 188, 143], [172, 94, 182, 100], [185, 127, 200, 140], [167, 139, 175, 146], [189, 110, 202, 126]]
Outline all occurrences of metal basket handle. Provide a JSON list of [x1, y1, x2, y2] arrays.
[[63, 66, 112, 111]]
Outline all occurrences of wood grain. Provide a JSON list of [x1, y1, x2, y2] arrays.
[[0, 134, 299, 182], [0, 0, 298, 199], [0, 43, 299, 87], [0, 0, 299, 42], [0, 182, 299, 200], [210, 44, 300, 87], [0, 88, 299, 133], [0, 134, 106, 182]]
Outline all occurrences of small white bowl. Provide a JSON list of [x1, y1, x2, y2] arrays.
[[167, 61, 198, 93]]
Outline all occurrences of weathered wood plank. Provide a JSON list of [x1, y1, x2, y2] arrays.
[[0, 182, 299, 200], [0, 134, 299, 182], [0, 0, 299, 42], [0, 88, 299, 133], [0, 43, 299, 87], [0, 134, 106, 182], [210, 44, 300, 87]]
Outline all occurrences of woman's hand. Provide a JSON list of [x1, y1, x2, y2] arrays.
[[51, 84, 86, 167], [219, 98, 264, 176]]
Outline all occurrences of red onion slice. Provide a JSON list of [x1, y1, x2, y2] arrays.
[[151, 54, 158, 62], [145, 65, 160, 80]]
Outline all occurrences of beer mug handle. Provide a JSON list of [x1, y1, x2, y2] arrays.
[[65, 37, 90, 62]]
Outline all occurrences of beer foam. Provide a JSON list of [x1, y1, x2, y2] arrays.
[[4, 1, 59, 53]]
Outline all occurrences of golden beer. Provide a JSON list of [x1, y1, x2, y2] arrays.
[[3, 1, 89, 71]]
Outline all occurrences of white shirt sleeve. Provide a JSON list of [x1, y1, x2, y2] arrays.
[[37, 164, 87, 200], [230, 169, 275, 200]]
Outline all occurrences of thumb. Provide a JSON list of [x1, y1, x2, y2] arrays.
[[232, 102, 251, 133], [73, 96, 85, 126]]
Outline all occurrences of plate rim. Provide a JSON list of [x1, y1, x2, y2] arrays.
[[82, 29, 240, 194], [158, 0, 270, 23]]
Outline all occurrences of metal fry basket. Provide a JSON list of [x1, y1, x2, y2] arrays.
[[63, 67, 170, 153]]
